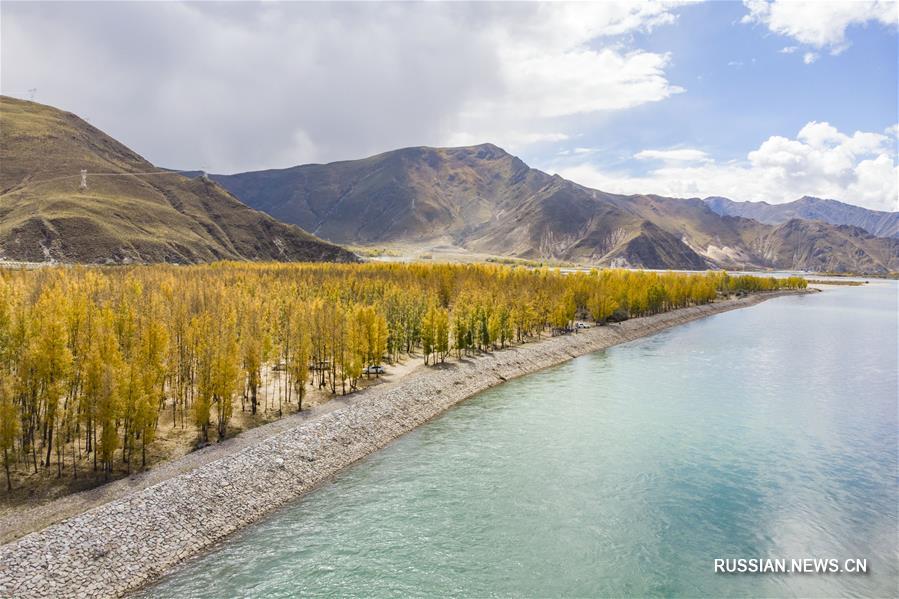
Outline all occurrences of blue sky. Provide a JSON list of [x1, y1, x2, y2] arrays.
[[532, 2, 898, 210], [558, 1, 896, 169], [2, 1, 897, 209]]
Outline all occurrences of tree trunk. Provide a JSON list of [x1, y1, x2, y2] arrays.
[[44, 421, 53, 468], [3, 448, 11, 492]]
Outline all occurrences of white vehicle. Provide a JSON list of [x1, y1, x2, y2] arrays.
[[363, 365, 385, 375], [575, 321, 592, 329]]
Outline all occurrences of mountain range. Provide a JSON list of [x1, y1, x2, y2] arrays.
[[2, 97, 896, 274], [705, 196, 899, 239], [0, 96, 356, 264], [210, 145, 898, 274]]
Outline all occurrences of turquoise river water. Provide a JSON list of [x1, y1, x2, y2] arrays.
[[144, 282, 898, 598]]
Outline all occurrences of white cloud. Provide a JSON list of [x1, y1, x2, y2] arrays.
[[550, 121, 899, 211], [479, 47, 681, 119], [556, 147, 599, 157], [742, 0, 898, 54], [802, 52, 819, 64], [635, 148, 711, 163], [779, 45, 798, 54], [1, 2, 691, 172], [848, 154, 899, 210], [444, 3, 697, 151]]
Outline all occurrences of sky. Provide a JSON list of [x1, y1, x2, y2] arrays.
[[1, 1, 897, 211]]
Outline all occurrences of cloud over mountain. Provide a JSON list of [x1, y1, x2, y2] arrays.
[[1, 2, 688, 173], [551, 121, 899, 211]]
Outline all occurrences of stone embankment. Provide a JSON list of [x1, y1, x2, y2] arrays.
[[0, 290, 814, 598]]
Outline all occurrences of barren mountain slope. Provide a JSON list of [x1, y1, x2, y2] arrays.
[[212, 144, 897, 273], [0, 96, 356, 264], [706, 196, 899, 240]]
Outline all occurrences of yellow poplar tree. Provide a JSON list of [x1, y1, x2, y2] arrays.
[[0, 376, 18, 491]]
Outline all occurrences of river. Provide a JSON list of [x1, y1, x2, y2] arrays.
[[143, 282, 898, 598]]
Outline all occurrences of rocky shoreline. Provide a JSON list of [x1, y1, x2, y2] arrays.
[[0, 290, 814, 598]]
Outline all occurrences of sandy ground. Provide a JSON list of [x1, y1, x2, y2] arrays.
[[353, 240, 574, 266]]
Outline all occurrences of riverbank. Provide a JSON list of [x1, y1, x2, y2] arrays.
[[0, 289, 816, 598]]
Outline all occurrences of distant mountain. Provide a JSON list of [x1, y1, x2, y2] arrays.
[[706, 196, 899, 239], [0, 96, 356, 264], [752, 219, 898, 274], [213, 145, 898, 274], [214, 144, 545, 245]]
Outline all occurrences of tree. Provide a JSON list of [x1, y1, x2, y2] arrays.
[[0, 262, 802, 486], [550, 291, 576, 332], [421, 305, 436, 365], [286, 306, 311, 411], [192, 312, 214, 446], [587, 292, 618, 323], [433, 306, 449, 363], [84, 307, 123, 475], [135, 315, 168, 468], [241, 300, 265, 415], [30, 283, 73, 473], [0, 376, 18, 491]]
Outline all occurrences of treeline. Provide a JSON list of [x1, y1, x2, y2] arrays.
[[0, 264, 805, 488]]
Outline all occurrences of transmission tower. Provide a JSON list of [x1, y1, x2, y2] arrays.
[[27, 88, 37, 101]]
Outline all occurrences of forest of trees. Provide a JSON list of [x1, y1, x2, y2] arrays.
[[0, 263, 805, 489]]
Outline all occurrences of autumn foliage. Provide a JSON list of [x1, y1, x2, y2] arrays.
[[0, 263, 805, 489]]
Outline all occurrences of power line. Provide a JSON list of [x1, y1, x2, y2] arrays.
[[1, 169, 205, 196]]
